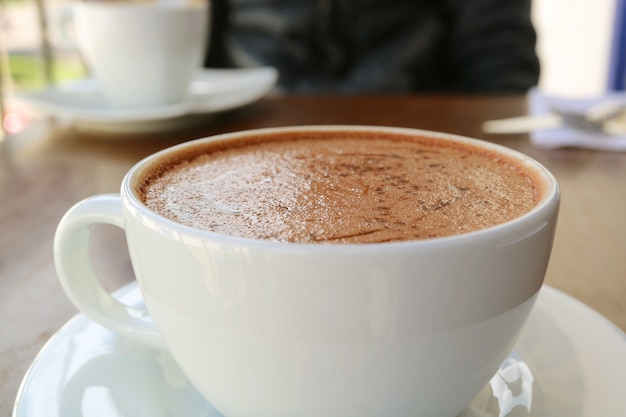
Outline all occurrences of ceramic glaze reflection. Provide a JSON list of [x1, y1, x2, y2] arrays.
[[461, 352, 534, 417], [31, 287, 218, 417], [59, 352, 208, 417]]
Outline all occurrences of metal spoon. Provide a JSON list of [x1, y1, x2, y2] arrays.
[[483, 101, 626, 136]]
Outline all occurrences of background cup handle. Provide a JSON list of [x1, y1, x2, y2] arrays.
[[55, 5, 78, 50], [54, 194, 166, 350]]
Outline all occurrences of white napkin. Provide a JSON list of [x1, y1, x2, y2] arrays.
[[529, 88, 626, 151]]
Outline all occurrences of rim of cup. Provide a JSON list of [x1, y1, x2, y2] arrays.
[[122, 125, 560, 251]]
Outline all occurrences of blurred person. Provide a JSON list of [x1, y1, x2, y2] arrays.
[[204, 0, 540, 93]]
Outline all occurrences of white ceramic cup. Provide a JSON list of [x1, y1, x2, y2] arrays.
[[54, 126, 560, 417], [72, 1, 209, 109]]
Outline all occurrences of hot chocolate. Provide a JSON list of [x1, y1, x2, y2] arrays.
[[139, 130, 541, 243]]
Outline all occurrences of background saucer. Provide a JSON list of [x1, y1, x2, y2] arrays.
[[10, 67, 278, 134]]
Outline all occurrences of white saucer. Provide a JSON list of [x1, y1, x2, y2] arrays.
[[10, 67, 278, 134], [13, 285, 626, 417]]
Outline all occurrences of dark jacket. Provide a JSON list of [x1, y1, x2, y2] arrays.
[[205, 0, 540, 93]]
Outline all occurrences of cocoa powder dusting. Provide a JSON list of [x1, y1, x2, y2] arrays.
[[140, 134, 539, 244]]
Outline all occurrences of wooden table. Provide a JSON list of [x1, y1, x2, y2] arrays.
[[1, 95, 625, 415]]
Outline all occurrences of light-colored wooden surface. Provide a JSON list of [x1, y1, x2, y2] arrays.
[[1, 95, 624, 416]]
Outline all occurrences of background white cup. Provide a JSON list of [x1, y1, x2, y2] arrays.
[[72, 1, 209, 109], [54, 126, 560, 417]]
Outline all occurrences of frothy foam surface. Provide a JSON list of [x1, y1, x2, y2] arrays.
[[139, 132, 540, 244]]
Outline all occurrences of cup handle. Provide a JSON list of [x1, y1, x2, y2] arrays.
[[54, 194, 166, 350]]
